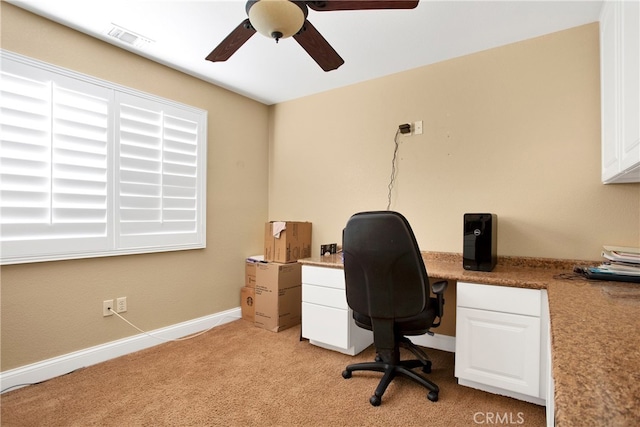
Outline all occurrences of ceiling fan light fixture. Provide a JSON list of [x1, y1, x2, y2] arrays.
[[247, 0, 308, 41]]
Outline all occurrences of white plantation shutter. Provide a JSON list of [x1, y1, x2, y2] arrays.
[[51, 83, 109, 238], [0, 71, 52, 232], [116, 93, 203, 249], [0, 52, 206, 264], [1, 59, 111, 260]]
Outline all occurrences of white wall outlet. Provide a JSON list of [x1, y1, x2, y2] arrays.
[[103, 300, 114, 317], [413, 120, 423, 135], [116, 297, 127, 313]]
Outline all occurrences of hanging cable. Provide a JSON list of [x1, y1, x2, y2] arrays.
[[386, 128, 402, 210]]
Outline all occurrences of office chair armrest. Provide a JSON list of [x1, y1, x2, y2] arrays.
[[431, 280, 447, 296], [430, 280, 448, 321]]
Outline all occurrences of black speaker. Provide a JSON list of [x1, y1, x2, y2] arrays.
[[463, 213, 497, 271]]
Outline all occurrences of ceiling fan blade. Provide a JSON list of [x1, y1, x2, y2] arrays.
[[206, 19, 256, 62], [293, 20, 344, 72], [307, 0, 419, 12]]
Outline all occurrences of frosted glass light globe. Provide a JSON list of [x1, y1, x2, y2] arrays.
[[248, 0, 307, 41]]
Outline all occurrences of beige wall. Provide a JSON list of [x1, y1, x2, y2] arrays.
[[269, 23, 639, 262], [0, 3, 269, 370], [2, 5, 639, 373]]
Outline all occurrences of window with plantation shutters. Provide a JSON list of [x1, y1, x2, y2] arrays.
[[0, 51, 207, 265], [116, 93, 202, 249]]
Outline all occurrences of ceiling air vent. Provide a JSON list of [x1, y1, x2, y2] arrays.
[[105, 24, 153, 48]]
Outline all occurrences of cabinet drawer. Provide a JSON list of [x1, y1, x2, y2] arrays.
[[302, 283, 347, 309], [302, 302, 349, 348], [302, 265, 345, 289], [457, 282, 541, 317]]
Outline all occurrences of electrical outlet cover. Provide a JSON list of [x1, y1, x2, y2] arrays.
[[116, 297, 127, 313], [103, 300, 114, 316]]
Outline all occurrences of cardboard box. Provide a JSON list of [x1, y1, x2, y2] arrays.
[[245, 261, 257, 288], [254, 262, 302, 332], [264, 221, 312, 263], [245, 255, 264, 287], [240, 286, 255, 322]]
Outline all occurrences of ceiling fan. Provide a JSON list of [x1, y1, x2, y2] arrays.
[[205, 0, 419, 72]]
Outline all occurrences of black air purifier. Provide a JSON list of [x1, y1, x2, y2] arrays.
[[463, 213, 497, 271]]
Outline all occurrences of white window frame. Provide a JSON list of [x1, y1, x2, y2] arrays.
[[0, 50, 207, 265]]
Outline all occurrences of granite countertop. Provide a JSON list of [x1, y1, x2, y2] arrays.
[[298, 252, 640, 426]]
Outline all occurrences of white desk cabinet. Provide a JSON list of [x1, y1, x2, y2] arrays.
[[455, 282, 549, 406], [600, 0, 640, 183], [301, 265, 373, 355]]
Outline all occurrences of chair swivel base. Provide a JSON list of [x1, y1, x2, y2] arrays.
[[399, 336, 432, 373], [342, 359, 439, 406]]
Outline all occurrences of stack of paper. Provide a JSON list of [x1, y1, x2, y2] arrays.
[[586, 246, 640, 283], [602, 246, 640, 263]]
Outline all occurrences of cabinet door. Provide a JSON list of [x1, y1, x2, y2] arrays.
[[601, 1, 620, 181], [601, 0, 640, 183], [620, 0, 640, 172], [455, 307, 541, 397]]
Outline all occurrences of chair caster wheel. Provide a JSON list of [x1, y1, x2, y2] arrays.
[[342, 370, 352, 379], [422, 361, 432, 373], [369, 395, 381, 406], [427, 391, 438, 402]]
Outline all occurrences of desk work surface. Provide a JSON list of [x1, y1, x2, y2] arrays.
[[299, 252, 640, 426]]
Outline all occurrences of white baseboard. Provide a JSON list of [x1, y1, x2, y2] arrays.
[[0, 307, 241, 393], [411, 333, 456, 353]]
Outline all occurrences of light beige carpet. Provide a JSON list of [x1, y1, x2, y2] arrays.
[[1, 320, 545, 426]]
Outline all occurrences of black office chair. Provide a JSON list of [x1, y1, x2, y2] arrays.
[[341, 211, 448, 406]]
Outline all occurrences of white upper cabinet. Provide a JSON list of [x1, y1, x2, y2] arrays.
[[600, 1, 640, 184]]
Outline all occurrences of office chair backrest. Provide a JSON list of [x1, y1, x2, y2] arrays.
[[343, 211, 428, 320]]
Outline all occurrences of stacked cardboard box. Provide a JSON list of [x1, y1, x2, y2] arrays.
[[254, 262, 302, 332], [240, 256, 261, 322], [245, 258, 257, 287], [240, 286, 255, 322], [264, 221, 312, 264], [240, 221, 311, 332]]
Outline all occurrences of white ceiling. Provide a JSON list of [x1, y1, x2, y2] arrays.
[[8, 0, 604, 105]]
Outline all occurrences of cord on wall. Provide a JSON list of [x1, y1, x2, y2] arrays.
[[108, 308, 240, 343], [386, 128, 403, 210], [0, 310, 240, 394]]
